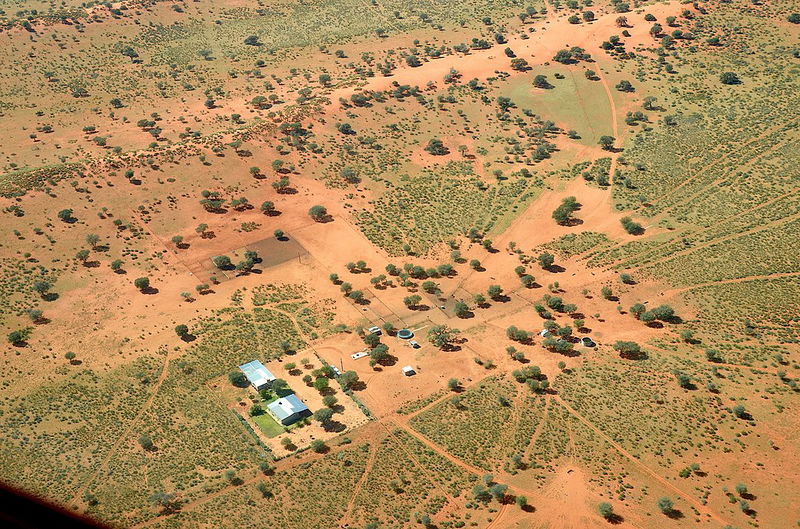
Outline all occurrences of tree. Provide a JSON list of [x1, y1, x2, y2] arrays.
[[489, 483, 508, 501], [138, 434, 154, 450], [598, 135, 615, 150], [244, 35, 261, 46], [422, 281, 439, 294], [675, 371, 692, 389], [314, 407, 334, 426], [403, 295, 422, 309], [134, 277, 150, 291], [110, 260, 124, 272], [228, 371, 248, 387], [447, 378, 460, 391], [454, 301, 470, 318], [309, 205, 328, 221], [76, 249, 90, 263], [212, 255, 232, 269], [425, 138, 449, 155], [272, 378, 290, 394], [405, 54, 421, 67], [656, 497, 673, 515], [487, 284, 503, 300], [472, 484, 491, 503], [33, 281, 51, 297], [553, 48, 573, 63], [175, 325, 189, 338], [621, 216, 644, 235], [57, 209, 74, 222], [630, 303, 646, 319], [338, 371, 358, 391], [322, 395, 338, 408], [720, 72, 740, 85], [615, 80, 634, 92], [86, 233, 100, 248], [428, 325, 459, 349], [732, 404, 747, 419], [511, 58, 529, 71], [314, 377, 329, 392], [8, 328, 32, 345], [598, 502, 614, 520], [370, 344, 390, 363], [789, 13, 800, 24], [538, 252, 555, 269], [150, 491, 178, 513], [26, 309, 43, 323], [256, 482, 273, 498], [614, 340, 643, 359], [516, 495, 527, 508], [651, 304, 676, 321]]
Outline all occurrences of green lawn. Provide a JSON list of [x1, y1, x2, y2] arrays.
[[506, 67, 613, 146], [252, 413, 285, 438]]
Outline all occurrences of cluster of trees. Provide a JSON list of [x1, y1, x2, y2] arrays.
[[512, 365, 548, 393], [542, 336, 573, 354], [506, 325, 532, 343], [552, 46, 590, 64], [427, 325, 459, 349], [629, 303, 676, 324]]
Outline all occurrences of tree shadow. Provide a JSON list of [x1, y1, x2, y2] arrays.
[[490, 295, 511, 303], [606, 514, 625, 524], [180, 334, 197, 343], [665, 509, 684, 520], [545, 265, 566, 273], [42, 292, 60, 302], [142, 287, 160, 295], [322, 420, 347, 433]]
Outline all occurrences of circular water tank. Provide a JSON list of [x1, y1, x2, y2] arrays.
[[397, 329, 414, 339]]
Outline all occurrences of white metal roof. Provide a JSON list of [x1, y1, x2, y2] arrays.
[[238, 360, 276, 388]]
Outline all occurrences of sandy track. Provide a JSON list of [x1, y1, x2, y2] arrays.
[[649, 117, 800, 209], [68, 350, 173, 508], [338, 440, 378, 528], [552, 396, 731, 526], [663, 271, 800, 295]]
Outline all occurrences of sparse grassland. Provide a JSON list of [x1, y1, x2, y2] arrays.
[[1, 0, 799, 527]]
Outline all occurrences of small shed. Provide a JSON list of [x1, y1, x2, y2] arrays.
[[402, 365, 416, 377], [267, 394, 311, 425], [238, 360, 276, 391]]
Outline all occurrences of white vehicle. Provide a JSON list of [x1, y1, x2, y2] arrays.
[[351, 351, 369, 360], [402, 366, 416, 376], [330, 365, 343, 377], [409, 340, 420, 349], [367, 326, 382, 335]]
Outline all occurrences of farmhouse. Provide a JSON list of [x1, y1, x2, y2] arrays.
[[267, 394, 311, 425], [238, 360, 276, 391]]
